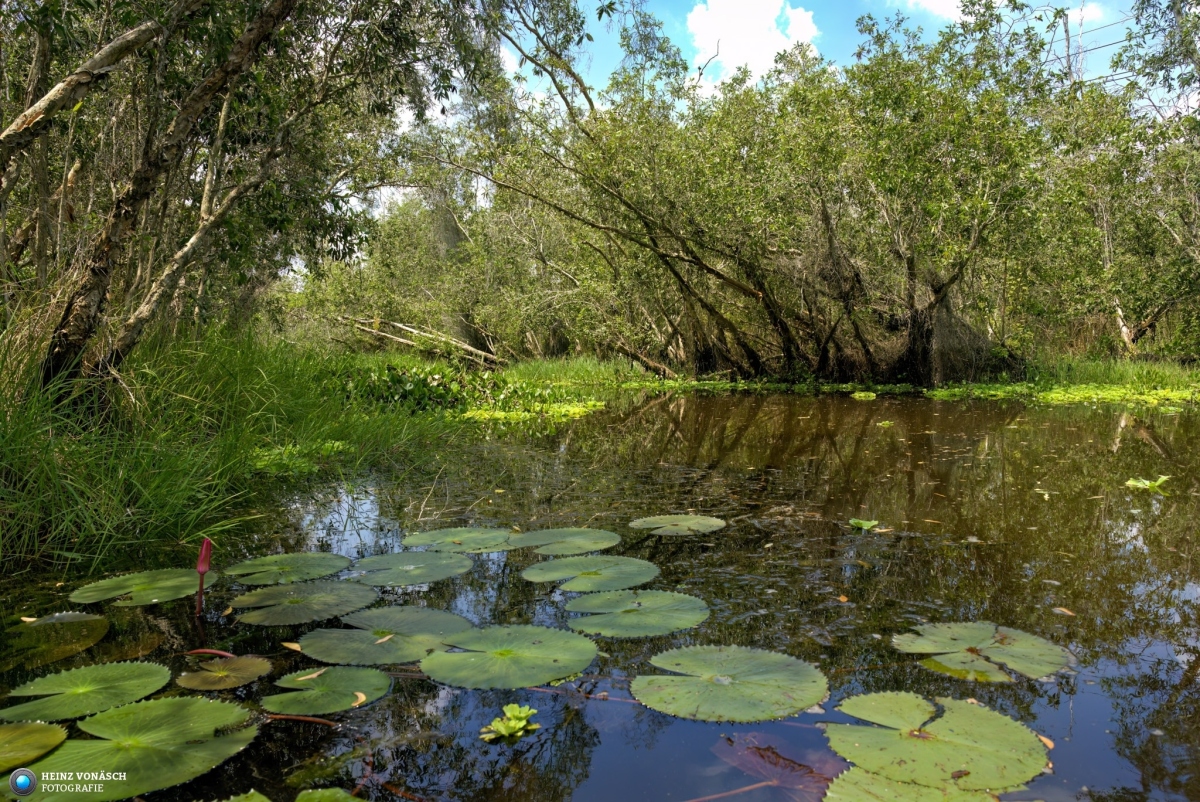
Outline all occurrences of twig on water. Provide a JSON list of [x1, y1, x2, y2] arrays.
[[381, 782, 432, 801], [680, 780, 778, 802], [265, 714, 339, 727], [185, 648, 236, 658]]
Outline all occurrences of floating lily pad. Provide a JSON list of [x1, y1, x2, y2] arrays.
[[27, 697, 257, 801], [260, 666, 390, 715], [0, 722, 67, 772], [630, 646, 827, 722], [629, 515, 726, 536], [522, 555, 659, 592], [0, 612, 110, 671], [0, 661, 170, 722], [825, 692, 1048, 792], [350, 551, 473, 587], [300, 607, 474, 665], [849, 519, 880, 530], [231, 581, 378, 626], [712, 732, 846, 800], [892, 622, 1075, 682], [69, 569, 218, 606], [403, 527, 514, 552], [420, 625, 597, 689], [508, 528, 621, 555], [297, 791, 357, 802], [216, 793, 271, 802], [224, 553, 350, 585], [824, 767, 997, 801], [177, 656, 273, 690], [565, 590, 709, 637]]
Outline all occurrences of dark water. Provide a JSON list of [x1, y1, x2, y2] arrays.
[[4, 393, 1200, 801]]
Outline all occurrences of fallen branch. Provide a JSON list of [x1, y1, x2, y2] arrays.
[[353, 317, 505, 365], [613, 339, 677, 378]]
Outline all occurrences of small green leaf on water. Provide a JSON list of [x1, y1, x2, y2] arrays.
[[296, 791, 358, 802], [0, 662, 170, 722], [876, 420, 894, 427], [1125, 475, 1171, 492], [628, 515, 726, 536], [231, 581, 378, 626], [565, 590, 709, 637], [349, 551, 473, 586], [480, 703, 540, 742], [508, 527, 621, 555], [224, 553, 350, 585], [0, 612, 110, 672], [851, 391, 877, 400], [824, 767, 997, 801], [402, 527, 514, 553], [892, 621, 1075, 681], [261, 666, 390, 715], [420, 625, 597, 689], [177, 656, 273, 690], [70, 569, 219, 607], [300, 606, 473, 665], [0, 722, 67, 772], [849, 519, 880, 530]]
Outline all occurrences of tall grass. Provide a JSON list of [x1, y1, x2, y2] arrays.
[[499, 355, 646, 385], [1026, 356, 1200, 390]]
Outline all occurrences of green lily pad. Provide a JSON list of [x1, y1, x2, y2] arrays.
[[824, 767, 997, 801], [260, 666, 390, 715], [402, 527, 514, 552], [0, 662, 170, 722], [26, 697, 257, 801], [297, 791, 357, 802], [826, 692, 1048, 792], [628, 515, 726, 536], [69, 569, 218, 606], [0, 612, 110, 672], [892, 622, 1075, 682], [0, 722, 67, 772], [176, 656, 273, 690], [508, 528, 621, 555], [521, 555, 659, 592], [849, 519, 880, 530], [420, 625, 597, 689], [216, 793, 271, 802], [630, 646, 828, 722], [231, 581, 378, 626], [565, 590, 709, 637], [224, 553, 350, 585], [350, 551, 473, 587], [300, 607, 474, 665]]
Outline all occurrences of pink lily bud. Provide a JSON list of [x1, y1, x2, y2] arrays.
[[196, 537, 213, 575]]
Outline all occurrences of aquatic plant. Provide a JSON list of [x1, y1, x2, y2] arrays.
[[849, 519, 880, 530], [0, 612, 109, 671], [402, 527, 515, 552], [521, 555, 660, 592], [628, 514, 726, 536], [349, 551, 473, 587], [565, 590, 709, 638], [260, 666, 390, 715], [224, 553, 351, 585], [70, 569, 220, 606], [176, 656, 273, 691], [1125, 475, 1171, 492], [196, 537, 214, 616], [508, 527, 621, 555], [479, 704, 541, 742], [892, 622, 1075, 682], [420, 625, 598, 689], [231, 582, 378, 626], [0, 722, 66, 772], [299, 607, 473, 665], [0, 662, 170, 721]]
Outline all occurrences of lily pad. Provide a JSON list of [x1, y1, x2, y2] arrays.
[[224, 553, 350, 585], [0, 612, 110, 671], [629, 515, 726, 536], [300, 607, 474, 665], [631, 646, 828, 722], [0, 662, 170, 722], [177, 656, 273, 690], [0, 722, 67, 772], [565, 590, 708, 637], [522, 555, 659, 592], [297, 792, 357, 802], [825, 692, 1048, 792], [420, 625, 597, 689], [403, 527, 514, 552], [27, 697, 257, 801], [260, 666, 390, 715], [508, 527, 621, 555], [849, 519, 880, 530], [350, 551, 473, 587], [231, 581, 378, 626], [824, 767, 997, 801], [712, 732, 847, 801], [892, 622, 1075, 682], [69, 569, 218, 606]]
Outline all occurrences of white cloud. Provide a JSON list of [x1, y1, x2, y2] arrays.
[[686, 0, 820, 82], [1071, 1, 1107, 25], [900, 0, 963, 21], [500, 46, 522, 75]]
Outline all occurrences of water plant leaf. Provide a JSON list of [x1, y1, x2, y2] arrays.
[[825, 692, 1047, 791], [420, 625, 597, 689], [349, 551, 473, 587], [26, 697, 257, 801], [851, 391, 877, 401], [260, 666, 390, 715], [0, 722, 66, 772], [521, 555, 659, 592], [69, 569, 219, 606], [480, 703, 540, 742], [300, 607, 473, 665], [711, 732, 847, 802], [849, 519, 880, 530], [296, 791, 357, 801], [508, 527, 621, 555], [0, 662, 170, 722], [824, 767, 997, 801], [231, 581, 378, 626], [892, 622, 1075, 681], [628, 515, 726, 536], [216, 792, 271, 802], [224, 553, 350, 585], [176, 656, 273, 690], [402, 527, 514, 552], [1125, 475, 1170, 492], [565, 590, 709, 637], [630, 646, 828, 722], [0, 612, 110, 671]]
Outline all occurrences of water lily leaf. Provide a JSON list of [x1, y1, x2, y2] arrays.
[[826, 692, 1047, 791], [849, 519, 880, 530], [0, 722, 66, 772], [69, 569, 218, 606], [565, 590, 708, 637], [402, 527, 513, 552], [508, 527, 621, 555], [216, 792, 271, 802], [893, 622, 1075, 681], [224, 553, 350, 585], [631, 646, 828, 722], [0, 612, 109, 671], [0, 662, 170, 722], [300, 607, 473, 665], [177, 656, 273, 690], [521, 555, 659, 592], [26, 697, 257, 801], [420, 625, 597, 689], [851, 391, 877, 401], [297, 791, 357, 802], [260, 666, 390, 715], [712, 732, 847, 802], [629, 515, 726, 536], [349, 551, 473, 587], [231, 581, 378, 626], [824, 767, 997, 801]]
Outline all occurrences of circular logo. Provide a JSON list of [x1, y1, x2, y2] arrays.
[[9, 769, 37, 797]]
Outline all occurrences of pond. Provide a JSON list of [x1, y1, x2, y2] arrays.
[[3, 393, 1199, 801]]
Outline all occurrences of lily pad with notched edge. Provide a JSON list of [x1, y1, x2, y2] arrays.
[[629, 515, 726, 536], [0, 661, 170, 722], [231, 581, 377, 626], [260, 666, 390, 715], [224, 553, 349, 585], [824, 767, 998, 801], [631, 646, 828, 722], [349, 551, 473, 587], [712, 732, 847, 802], [566, 590, 708, 637], [69, 569, 218, 606], [825, 692, 1048, 792], [420, 625, 597, 689], [522, 555, 659, 592], [177, 656, 273, 690], [508, 528, 621, 555], [0, 722, 67, 772], [300, 607, 473, 665], [892, 622, 1075, 682], [0, 612, 110, 671], [402, 527, 513, 553]]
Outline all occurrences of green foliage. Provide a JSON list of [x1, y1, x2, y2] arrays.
[[299, 607, 473, 665], [349, 551, 474, 587], [0, 613, 110, 671], [70, 569, 217, 607], [176, 656, 273, 691], [260, 666, 391, 715], [224, 553, 350, 585], [0, 723, 67, 773], [1126, 475, 1172, 492], [565, 590, 709, 638], [479, 704, 541, 742], [231, 581, 378, 626], [0, 662, 170, 722], [521, 555, 660, 592], [419, 625, 598, 689], [849, 519, 880, 530], [892, 622, 1075, 682]]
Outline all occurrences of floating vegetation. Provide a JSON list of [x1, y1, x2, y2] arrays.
[[712, 732, 845, 800], [892, 622, 1075, 682], [299, 607, 473, 665], [521, 555, 659, 592], [0, 722, 66, 773], [177, 656, 273, 690], [218, 791, 356, 802], [851, 391, 877, 401], [231, 581, 378, 626], [69, 569, 218, 606], [224, 553, 350, 585], [260, 666, 391, 714], [480, 703, 541, 742], [628, 514, 726, 536], [824, 767, 997, 801], [1125, 475, 1171, 492], [508, 527, 621, 555], [420, 625, 597, 689], [631, 646, 828, 722], [0, 662, 170, 721], [0, 612, 109, 671], [849, 518, 880, 530], [349, 551, 473, 587], [565, 590, 709, 638], [403, 527, 514, 552]]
